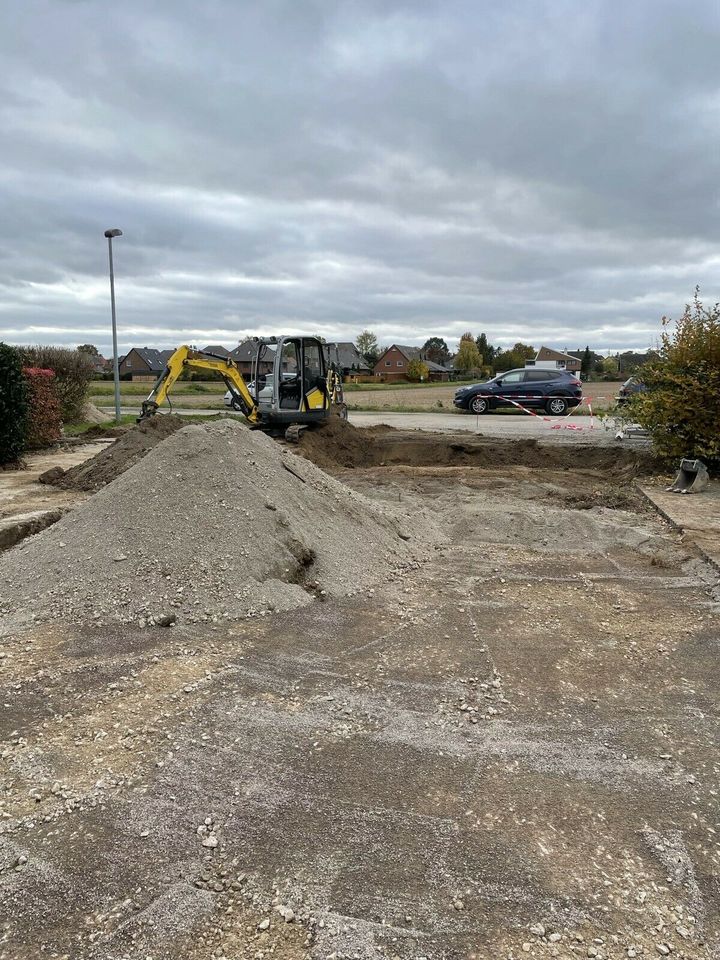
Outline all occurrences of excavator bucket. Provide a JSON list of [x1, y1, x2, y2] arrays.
[[666, 458, 709, 495]]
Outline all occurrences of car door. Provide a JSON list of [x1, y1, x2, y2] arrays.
[[493, 369, 527, 406], [524, 369, 555, 406]]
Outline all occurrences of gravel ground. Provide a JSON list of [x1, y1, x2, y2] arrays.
[[0, 448, 718, 959]]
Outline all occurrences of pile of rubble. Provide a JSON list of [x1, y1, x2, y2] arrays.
[[0, 419, 441, 629]]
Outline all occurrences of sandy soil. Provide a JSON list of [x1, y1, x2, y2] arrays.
[[0, 435, 718, 960], [0, 442, 112, 519]]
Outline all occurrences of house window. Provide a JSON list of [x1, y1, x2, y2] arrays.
[[385, 360, 391, 366], [397, 360, 403, 367], [126, 357, 132, 367]]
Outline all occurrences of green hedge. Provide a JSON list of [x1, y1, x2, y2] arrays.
[[0, 343, 28, 464]]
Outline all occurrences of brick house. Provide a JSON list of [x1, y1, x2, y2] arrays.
[[373, 344, 450, 382], [534, 346, 582, 374], [118, 347, 175, 381]]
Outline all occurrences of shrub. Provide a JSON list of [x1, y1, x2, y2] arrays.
[[631, 289, 720, 466], [0, 343, 28, 464], [19, 345, 93, 421], [407, 358, 430, 382], [23, 368, 62, 449]]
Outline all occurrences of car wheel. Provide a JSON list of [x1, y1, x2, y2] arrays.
[[470, 395, 489, 414], [546, 397, 569, 416], [231, 397, 244, 411]]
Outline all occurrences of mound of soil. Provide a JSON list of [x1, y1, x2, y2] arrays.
[[297, 419, 659, 476], [45, 415, 189, 491], [0, 419, 439, 629], [79, 400, 110, 424]]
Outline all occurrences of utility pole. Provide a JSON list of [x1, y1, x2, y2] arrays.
[[104, 228, 123, 424]]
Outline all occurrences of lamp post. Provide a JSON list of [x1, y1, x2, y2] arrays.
[[104, 228, 123, 423]]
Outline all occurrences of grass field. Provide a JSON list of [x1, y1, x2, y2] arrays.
[[89, 380, 623, 413]]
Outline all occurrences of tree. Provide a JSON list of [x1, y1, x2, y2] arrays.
[[421, 336, 450, 365], [407, 358, 430, 382], [475, 333, 494, 366], [356, 330, 379, 367], [492, 342, 535, 374], [77, 344, 100, 357], [602, 355, 619, 376], [581, 346, 592, 377], [632, 289, 720, 465], [454, 337, 481, 374]]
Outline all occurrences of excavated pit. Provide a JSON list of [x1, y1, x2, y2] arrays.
[[295, 417, 659, 476]]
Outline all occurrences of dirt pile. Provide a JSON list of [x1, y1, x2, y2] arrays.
[[43, 415, 189, 490], [0, 419, 440, 630], [78, 400, 109, 424], [297, 419, 659, 475]]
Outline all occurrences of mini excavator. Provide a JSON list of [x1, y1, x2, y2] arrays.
[[138, 337, 346, 439]]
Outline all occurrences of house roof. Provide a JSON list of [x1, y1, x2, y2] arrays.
[[326, 341, 371, 371], [374, 344, 421, 365], [229, 340, 277, 362], [536, 346, 580, 363], [394, 344, 422, 360], [128, 347, 174, 371], [202, 344, 230, 357]]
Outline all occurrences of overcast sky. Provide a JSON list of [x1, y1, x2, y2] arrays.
[[1, 0, 719, 357]]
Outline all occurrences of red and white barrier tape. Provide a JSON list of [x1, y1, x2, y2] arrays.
[[482, 395, 594, 430]]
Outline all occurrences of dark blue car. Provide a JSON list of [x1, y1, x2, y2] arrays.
[[454, 368, 583, 415]]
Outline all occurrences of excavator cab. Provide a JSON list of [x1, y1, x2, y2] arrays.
[[138, 336, 345, 435]]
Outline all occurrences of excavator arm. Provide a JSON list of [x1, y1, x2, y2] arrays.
[[138, 346, 260, 424]]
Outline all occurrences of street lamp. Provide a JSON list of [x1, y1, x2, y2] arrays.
[[104, 228, 123, 424]]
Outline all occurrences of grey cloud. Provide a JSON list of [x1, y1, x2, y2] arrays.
[[0, 0, 719, 358]]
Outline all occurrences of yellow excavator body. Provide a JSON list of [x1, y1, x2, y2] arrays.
[[138, 338, 345, 433]]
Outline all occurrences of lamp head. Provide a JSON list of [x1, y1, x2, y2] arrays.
[[104, 228, 123, 238]]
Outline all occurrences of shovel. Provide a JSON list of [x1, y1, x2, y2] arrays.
[[666, 458, 709, 494]]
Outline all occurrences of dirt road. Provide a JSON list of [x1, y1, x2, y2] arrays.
[[1, 430, 718, 959], [349, 411, 622, 444]]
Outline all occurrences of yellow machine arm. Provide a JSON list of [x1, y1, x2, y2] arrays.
[[138, 346, 259, 424]]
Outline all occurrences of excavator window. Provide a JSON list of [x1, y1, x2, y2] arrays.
[[302, 340, 326, 410], [303, 341, 321, 384], [280, 340, 302, 409]]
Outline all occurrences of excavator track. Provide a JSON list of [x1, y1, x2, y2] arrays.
[[284, 423, 308, 443]]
